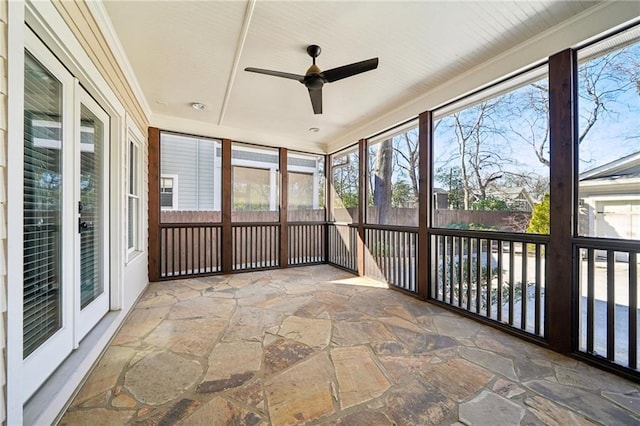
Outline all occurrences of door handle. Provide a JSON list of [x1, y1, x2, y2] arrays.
[[78, 219, 90, 233]]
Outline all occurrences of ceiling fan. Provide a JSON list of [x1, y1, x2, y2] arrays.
[[244, 45, 378, 114]]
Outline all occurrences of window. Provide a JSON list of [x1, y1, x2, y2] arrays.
[[288, 152, 324, 222], [159, 132, 221, 222], [432, 67, 550, 233], [367, 122, 419, 226], [331, 145, 359, 223], [232, 143, 279, 222], [160, 176, 176, 210], [127, 139, 140, 253]]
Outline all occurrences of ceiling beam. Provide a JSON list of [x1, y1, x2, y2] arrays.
[[218, 0, 256, 126]]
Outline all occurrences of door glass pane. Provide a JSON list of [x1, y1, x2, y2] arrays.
[[80, 105, 105, 309], [23, 52, 63, 357]]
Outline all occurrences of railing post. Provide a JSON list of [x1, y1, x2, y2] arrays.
[[325, 153, 332, 263], [148, 127, 160, 282], [548, 48, 577, 353], [280, 148, 288, 267], [357, 139, 366, 276], [221, 139, 232, 273], [418, 111, 432, 300]]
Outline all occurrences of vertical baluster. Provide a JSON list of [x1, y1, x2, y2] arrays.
[[449, 236, 455, 304], [458, 236, 463, 307], [475, 238, 481, 314], [586, 247, 595, 352], [535, 243, 542, 336], [466, 237, 472, 310], [162, 228, 166, 277], [191, 227, 195, 275], [433, 235, 440, 300], [509, 241, 515, 326], [497, 240, 503, 321], [629, 252, 637, 370], [521, 241, 528, 331], [607, 250, 616, 361], [441, 235, 448, 300], [486, 239, 492, 319]]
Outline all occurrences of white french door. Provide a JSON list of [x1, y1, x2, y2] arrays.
[[22, 30, 110, 401], [75, 89, 110, 341]]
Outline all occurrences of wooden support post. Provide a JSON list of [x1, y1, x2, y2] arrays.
[[357, 139, 367, 276], [280, 148, 288, 268], [148, 127, 160, 282], [418, 112, 432, 300], [221, 139, 233, 273], [548, 48, 577, 353], [325, 153, 332, 263]]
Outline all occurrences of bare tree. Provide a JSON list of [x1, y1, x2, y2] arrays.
[[446, 101, 509, 208], [372, 138, 393, 224]]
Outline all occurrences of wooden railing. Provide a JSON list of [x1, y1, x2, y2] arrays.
[[160, 223, 222, 278], [232, 223, 280, 271], [575, 237, 640, 372], [327, 223, 358, 273], [288, 223, 326, 266], [430, 229, 548, 338], [364, 225, 418, 294]]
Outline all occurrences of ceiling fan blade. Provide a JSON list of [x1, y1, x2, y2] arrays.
[[323, 58, 379, 83], [244, 67, 305, 82], [308, 88, 322, 114]]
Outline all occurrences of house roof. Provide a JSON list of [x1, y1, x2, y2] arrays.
[[580, 151, 640, 181], [95, 1, 638, 153]]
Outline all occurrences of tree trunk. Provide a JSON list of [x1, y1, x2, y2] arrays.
[[374, 139, 393, 224]]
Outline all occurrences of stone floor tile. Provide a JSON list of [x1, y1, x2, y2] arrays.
[[323, 410, 395, 425], [181, 396, 266, 425], [265, 352, 335, 425], [263, 338, 314, 375], [433, 315, 482, 339], [385, 378, 455, 425], [59, 408, 135, 425], [524, 395, 596, 425], [555, 366, 638, 393], [383, 305, 416, 322], [227, 379, 266, 413], [331, 346, 391, 409], [421, 358, 493, 402], [278, 315, 332, 349], [492, 378, 525, 399], [112, 306, 171, 345], [458, 391, 525, 425], [459, 346, 518, 381], [124, 352, 202, 405], [332, 320, 395, 346], [143, 317, 226, 357], [204, 341, 262, 381], [72, 346, 135, 406], [168, 296, 235, 320], [525, 379, 640, 424], [378, 355, 433, 383], [602, 390, 640, 417]]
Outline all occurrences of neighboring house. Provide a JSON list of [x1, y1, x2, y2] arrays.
[[476, 187, 537, 212], [160, 133, 322, 212], [433, 187, 449, 209], [579, 151, 640, 241]]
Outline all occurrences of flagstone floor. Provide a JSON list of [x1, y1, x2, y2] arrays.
[[60, 265, 640, 425]]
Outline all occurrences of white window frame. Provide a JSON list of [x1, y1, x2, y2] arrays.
[[126, 130, 142, 258], [160, 174, 179, 211]]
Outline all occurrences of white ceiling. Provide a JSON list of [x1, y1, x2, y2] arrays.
[[100, 1, 637, 153]]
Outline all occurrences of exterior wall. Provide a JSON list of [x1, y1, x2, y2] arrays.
[[0, 1, 7, 423], [4, 0, 150, 423]]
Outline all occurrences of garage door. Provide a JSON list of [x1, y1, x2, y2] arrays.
[[596, 200, 640, 240]]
